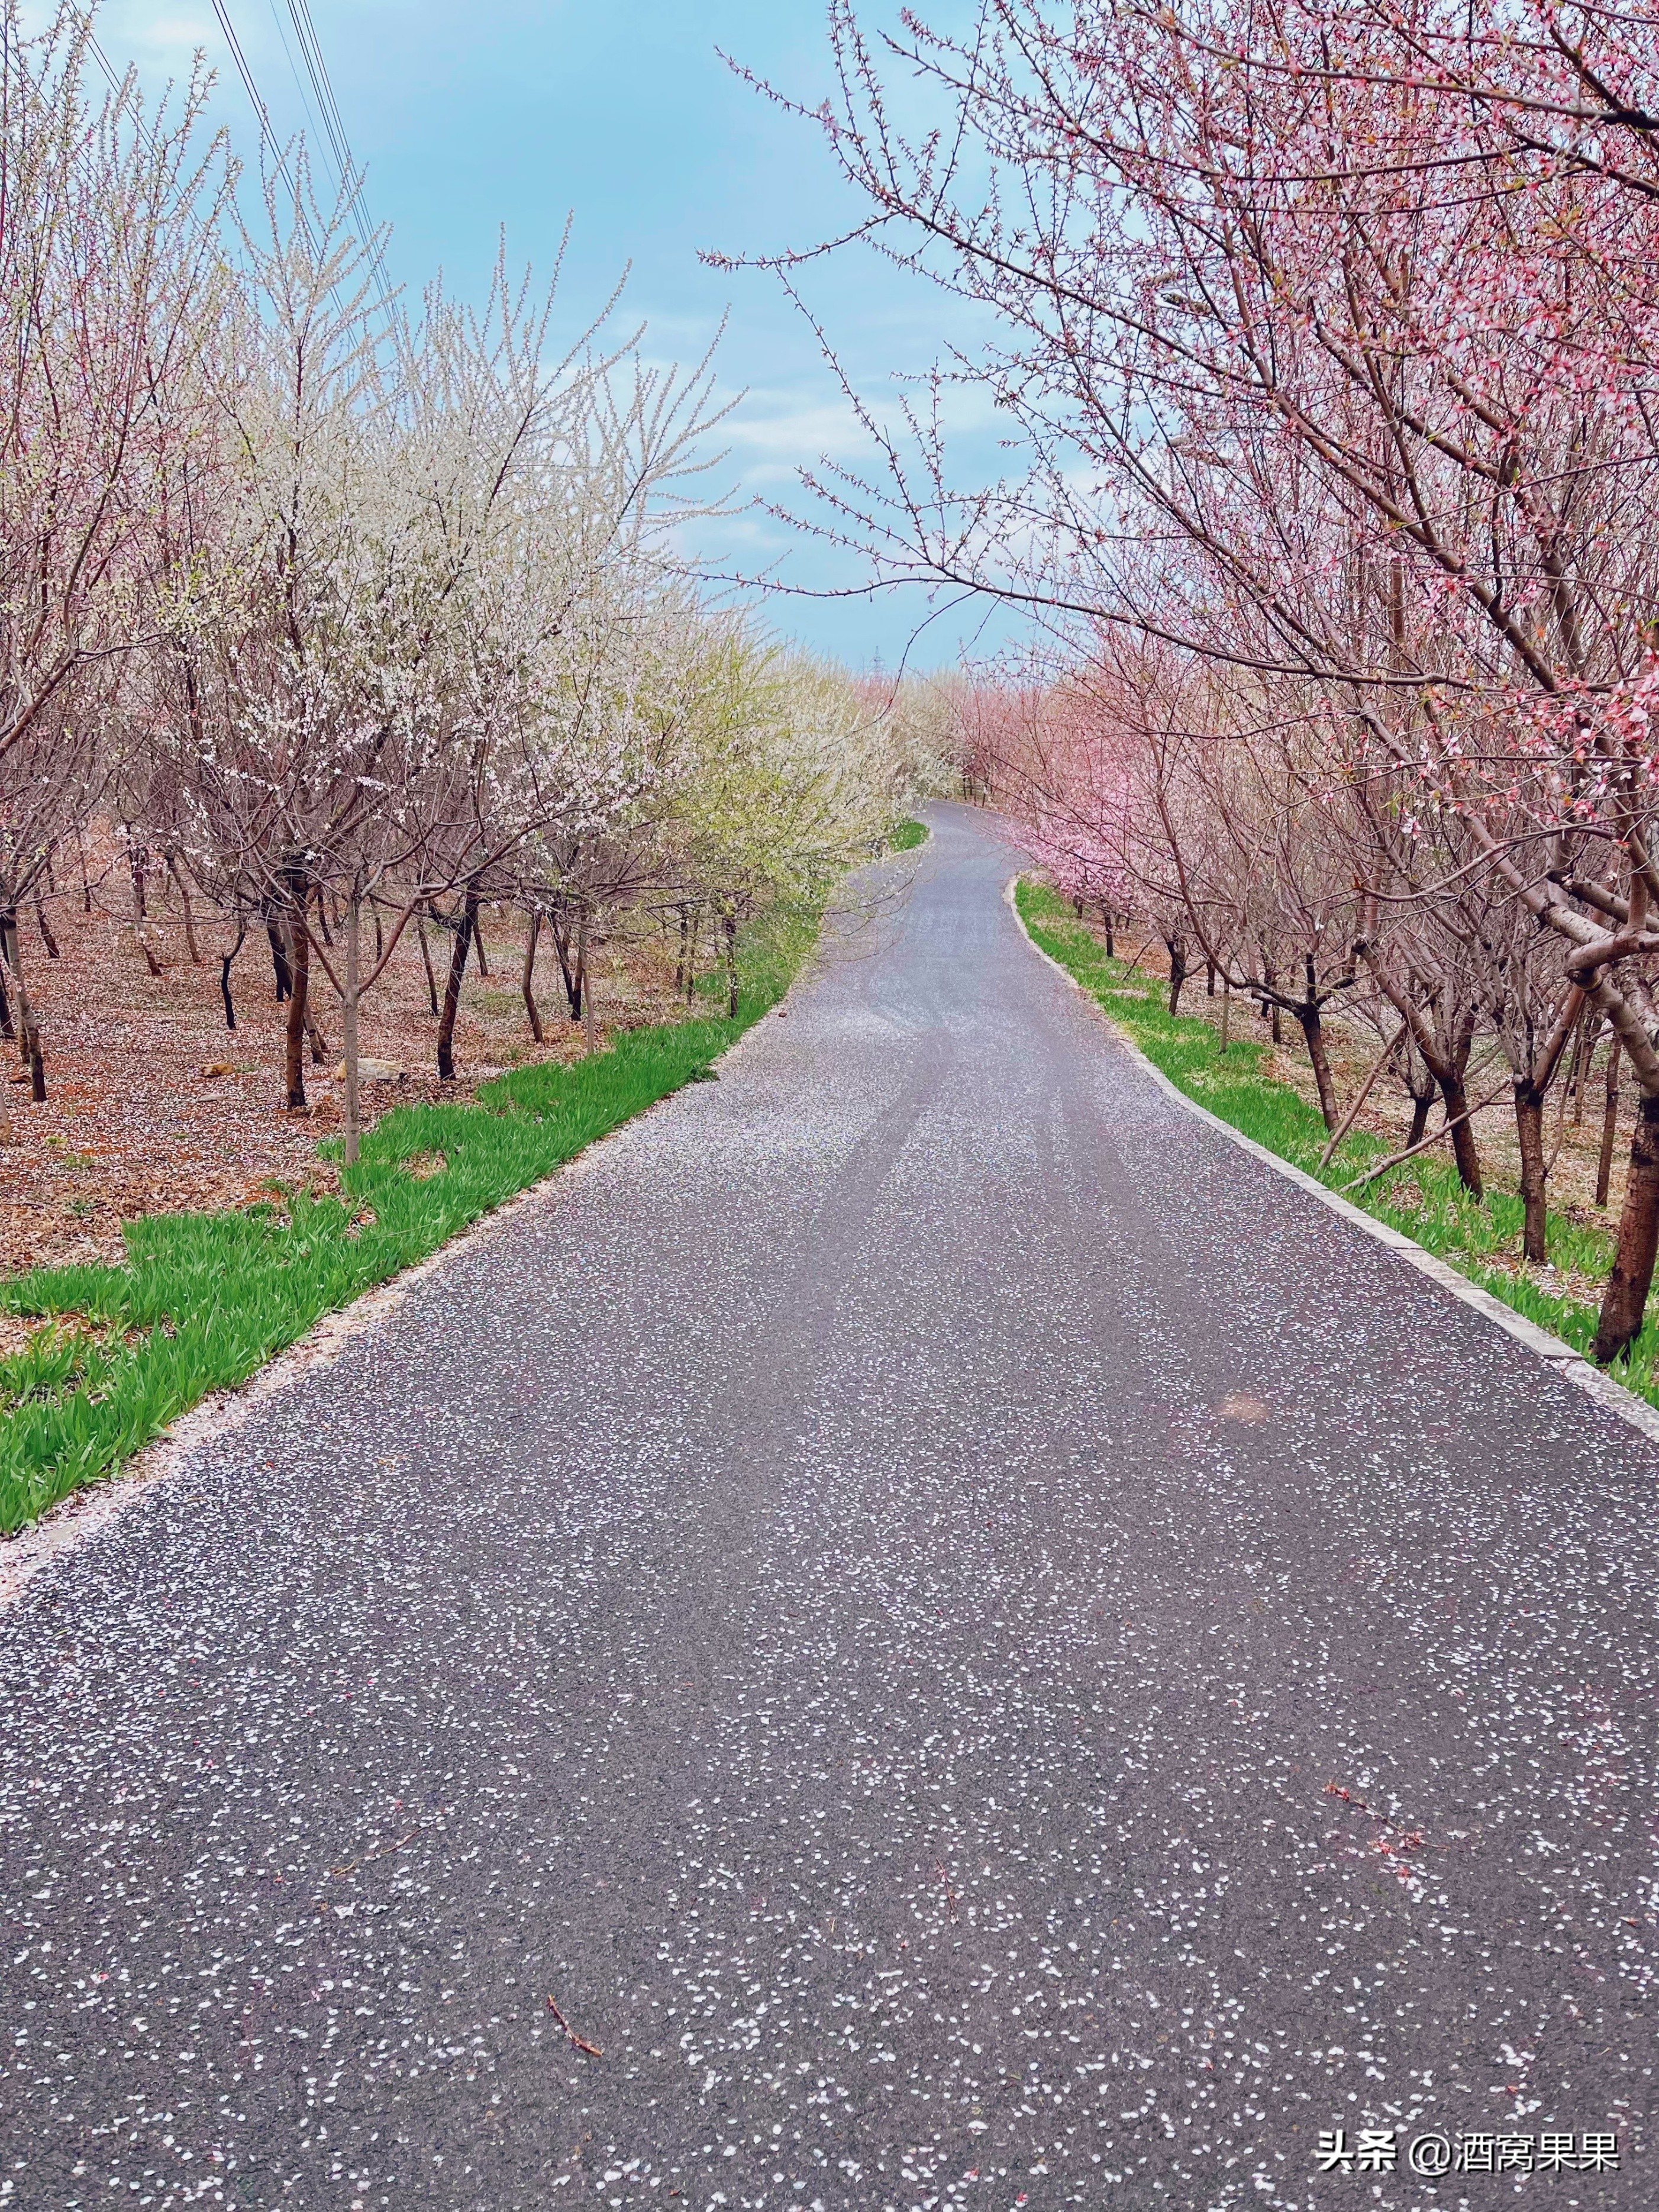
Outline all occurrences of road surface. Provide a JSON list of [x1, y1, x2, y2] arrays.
[[2, 804, 1655, 2210]]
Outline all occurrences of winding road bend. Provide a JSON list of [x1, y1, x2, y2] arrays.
[[3, 804, 1657, 2212]]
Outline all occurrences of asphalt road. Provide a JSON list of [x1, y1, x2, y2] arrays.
[[2, 804, 1656, 2212]]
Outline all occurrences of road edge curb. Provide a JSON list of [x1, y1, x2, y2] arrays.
[[1004, 873, 1659, 1452]]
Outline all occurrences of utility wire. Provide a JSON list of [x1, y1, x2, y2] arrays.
[[266, 0, 398, 323], [216, 0, 397, 327], [211, 0, 311, 224], [82, 24, 121, 92]]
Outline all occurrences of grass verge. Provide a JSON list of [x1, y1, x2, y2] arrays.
[[888, 818, 929, 851], [0, 912, 811, 1536], [1017, 878, 1659, 1410]]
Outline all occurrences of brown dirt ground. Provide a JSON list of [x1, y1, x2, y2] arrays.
[[0, 847, 699, 1282]]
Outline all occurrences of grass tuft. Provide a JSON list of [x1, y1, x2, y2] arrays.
[[888, 818, 929, 852], [1016, 878, 1659, 1410]]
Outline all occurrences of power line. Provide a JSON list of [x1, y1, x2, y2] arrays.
[[83, 25, 121, 93], [274, 0, 397, 321], [211, 0, 309, 217], [215, 0, 397, 324]]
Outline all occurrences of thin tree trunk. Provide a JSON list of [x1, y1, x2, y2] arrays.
[[415, 910, 439, 1016], [343, 894, 362, 1168], [1593, 1089, 1659, 1363], [1102, 907, 1115, 957], [473, 908, 489, 978], [267, 919, 292, 1001], [1166, 937, 1188, 1015], [578, 907, 595, 1052], [166, 855, 200, 963], [1407, 1093, 1432, 1149], [76, 828, 91, 915], [1319, 1020, 1411, 1169], [1596, 1037, 1623, 1209], [521, 909, 544, 1044], [0, 962, 14, 1040], [1297, 1007, 1340, 1131], [549, 910, 580, 1019], [1, 913, 45, 1101], [220, 923, 246, 1030], [1437, 1073, 1485, 1199], [1601, 1039, 1628, 1212], [1569, 1013, 1592, 1126], [283, 886, 311, 1111], [436, 890, 479, 1081], [1219, 974, 1231, 1051], [1205, 959, 1216, 997], [134, 843, 162, 976], [33, 891, 58, 959], [724, 911, 739, 1018], [1514, 1084, 1549, 1264], [674, 904, 689, 994], [684, 908, 701, 1003]]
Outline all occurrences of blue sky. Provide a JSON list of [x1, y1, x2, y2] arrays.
[[85, 0, 1019, 670]]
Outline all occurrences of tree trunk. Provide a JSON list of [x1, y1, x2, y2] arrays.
[[0, 962, 14, 1040], [1593, 1090, 1659, 1363], [1437, 1073, 1485, 1200], [1, 913, 45, 1101], [1597, 1037, 1622, 1209], [166, 856, 199, 963], [674, 904, 689, 994], [578, 907, 595, 1053], [414, 911, 438, 1013], [1102, 907, 1115, 957], [76, 828, 92, 915], [1205, 959, 1216, 997], [33, 891, 58, 959], [1406, 1092, 1432, 1150], [1295, 1007, 1340, 1130], [1166, 937, 1188, 1015], [283, 883, 311, 1111], [267, 919, 292, 1001], [724, 911, 739, 1017], [521, 909, 544, 1043], [1514, 1083, 1549, 1264], [342, 894, 362, 1168], [220, 923, 245, 1031], [436, 892, 478, 1081], [1569, 1014, 1592, 1126], [548, 909, 581, 1019], [684, 908, 701, 1003], [473, 908, 489, 978]]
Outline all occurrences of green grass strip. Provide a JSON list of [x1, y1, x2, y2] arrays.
[[1017, 878, 1659, 1409], [0, 916, 812, 1535], [888, 818, 929, 851]]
